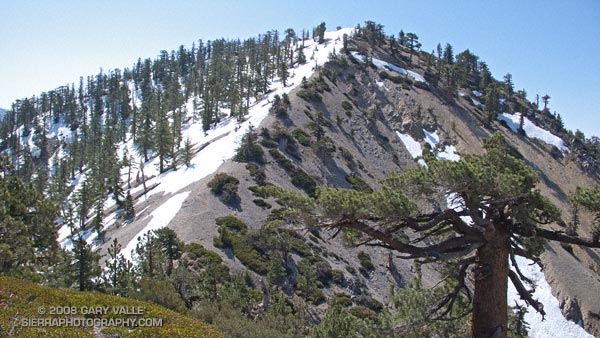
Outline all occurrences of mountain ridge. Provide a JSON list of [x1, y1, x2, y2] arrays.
[[1, 23, 599, 337]]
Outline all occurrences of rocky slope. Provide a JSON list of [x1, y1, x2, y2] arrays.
[[99, 31, 600, 335]]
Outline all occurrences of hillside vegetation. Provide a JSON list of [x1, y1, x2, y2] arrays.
[[0, 20, 599, 338], [0, 276, 222, 337]]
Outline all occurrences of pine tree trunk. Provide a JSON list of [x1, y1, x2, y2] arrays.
[[471, 224, 510, 338]]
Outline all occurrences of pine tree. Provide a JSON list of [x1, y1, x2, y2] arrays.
[[313, 22, 326, 44], [0, 156, 59, 279], [154, 92, 174, 173], [182, 137, 194, 167], [296, 45, 307, 65], [123, 190, 135, 222], [479, 61, 492, 90], [503, 73, 514, 97], [443, 43, 454, 64], [70, 229, 101, 291], [155, 228, 183, 276], [233, 127, 264, 164], [485, 85, 501, 124], [102, 238, 136, 296], [91, 195, 105, 241], [261, 133, 600, 338], [542, 94, 551, 111], [406, 33, 419, 64]]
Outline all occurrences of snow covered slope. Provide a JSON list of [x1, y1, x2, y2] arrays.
[[498, 113, 569, 152], [508, 256, 594, 338], [349, 51, 426, 82], [106, 28, 356, 259]]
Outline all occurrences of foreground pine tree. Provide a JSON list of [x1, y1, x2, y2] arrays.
[[262, 133, 600, 338]]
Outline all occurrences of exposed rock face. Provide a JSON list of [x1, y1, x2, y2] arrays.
[[102, 36, 600, 336]]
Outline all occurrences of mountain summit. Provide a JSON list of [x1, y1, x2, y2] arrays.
[[1, 22, 599, 337]]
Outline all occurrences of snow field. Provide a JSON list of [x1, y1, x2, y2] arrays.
[[507, 256, 594, 338], [121, 191, 191, 261], [114, 28, 355, 259], [349, 51, 426, 82], [497, 113, 569, 153]]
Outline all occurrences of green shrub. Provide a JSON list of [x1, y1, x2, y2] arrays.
[[341, 100, 353, 111], [269, 94, 289, 118], [291, 170, 317, 197], [349, 306, 378, 321], [379, 71, 408, 84], [207, 173, 240, 204], [364, 298, 384, 313], [253, 198, 272, 209], [213, 220, 270, 275], [297, 88, 322, 102], [229, 235, 270, 275], [292, 128, 311, 146], [269, 149, 295, 172], [259, 138, 278, 148], [413, 80, 429, 90], [339, 147, 354, 163], [331, 269, 345, 285], [314, 260, 334, 286], [296, 260, 326, 305], [216, 215, 248, 233], [246, 164, 266, 185], [234, 131, 264, 164], [357, 251, 375, 271], [296, 76, 330, 102], [330, 292, 353, 307], [268, 149, 317, 196], [313, 75, 331, 92], [346, 174, 373, 193]]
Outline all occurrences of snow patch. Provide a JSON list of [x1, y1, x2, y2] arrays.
[[375, 81, 388, 91], [507, 256, 594, 338], [396, 131, 422, 158], [497, 113, 569, 152], [472, 98, 484, 108], [472, 90, 483, 97], [121, 191, 191, 261], [422, 129, 460, 161], [350, 51, 426, 83], [396, 131, 427, 167]]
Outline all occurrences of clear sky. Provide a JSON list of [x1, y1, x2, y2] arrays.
[[1, 0, 598, 137]]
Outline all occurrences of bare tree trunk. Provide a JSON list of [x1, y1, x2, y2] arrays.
[[472, 224, 510, 338]]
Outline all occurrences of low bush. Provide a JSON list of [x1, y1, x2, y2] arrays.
[[413, 80, 429, 90], [216, 215, 248, 233], [252, 198, 272, 209], [245, 164, 266, 185], [349, 306, 378, 321], [330, 292, 353, 307], [357, 251, 375, 271], [346, 174, 373, 193], [207, 173, 239, 205], [292, 128, 311, 146], [341, 100, 353, 111], [234, 131, 264, 164]]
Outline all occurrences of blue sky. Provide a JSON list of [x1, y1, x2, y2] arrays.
[[1, 0, 598, 137]]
